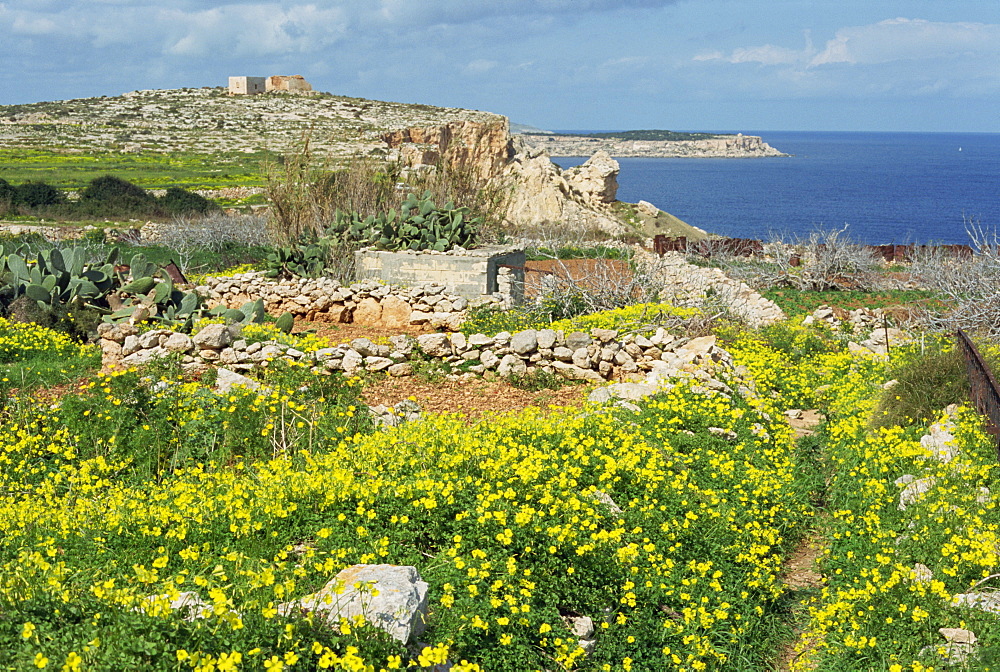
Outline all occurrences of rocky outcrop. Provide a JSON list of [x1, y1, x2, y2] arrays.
[[383, 118, 513, 179], [383, 118, 631, 234], [517, 132, 788, 158], [503, 144, 627, 234]]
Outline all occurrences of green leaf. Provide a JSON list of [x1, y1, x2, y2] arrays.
[[25, 284, 51, 303]]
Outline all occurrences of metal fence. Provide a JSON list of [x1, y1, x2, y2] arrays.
[[652, 234, 976, 261], [956, 329, 1000, 457]]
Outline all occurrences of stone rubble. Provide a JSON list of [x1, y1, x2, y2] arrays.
[[643, 252, 784, 328]]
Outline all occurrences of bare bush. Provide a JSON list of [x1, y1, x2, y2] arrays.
[[706, 225, 888, 292], [263, 138, 341, 245], [264, 137, 514, 248], [157, 212, 272, 250], [523, 238, 675, 319], [909, 221, 1000, 335]]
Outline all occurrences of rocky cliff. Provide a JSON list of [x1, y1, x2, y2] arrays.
[[382, 119, 513, 179], [383, 121, 709, 237], [383, 120, 631, 234]]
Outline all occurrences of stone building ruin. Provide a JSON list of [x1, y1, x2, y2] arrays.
[[228, 75, 313, 95]]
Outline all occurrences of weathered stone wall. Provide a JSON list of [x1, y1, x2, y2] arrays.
[[266, 75, 312, 93], [99, 321, 732, 389], [353, 247, 524, 304], [197, 275, 476, 330]]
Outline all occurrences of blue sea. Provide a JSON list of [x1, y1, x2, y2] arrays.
[[552, 131, 1000, 245]]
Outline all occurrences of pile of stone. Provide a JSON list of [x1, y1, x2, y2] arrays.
[[196, 274, 476, 330], [98, 320, 728, 386], [647, 252, 785, 328], [802, 304, 886, 330]]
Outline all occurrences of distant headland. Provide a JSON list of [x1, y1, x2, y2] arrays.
[[514, 129, 788, 158]]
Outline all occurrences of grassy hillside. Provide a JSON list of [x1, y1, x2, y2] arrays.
[[0, 88, 501, 189]]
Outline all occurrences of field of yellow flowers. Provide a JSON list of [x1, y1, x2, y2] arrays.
[[0, 310, 996, 671]]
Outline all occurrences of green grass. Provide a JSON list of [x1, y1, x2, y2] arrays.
[[0, 148, 274, 190], [761, 288, 946, 316]]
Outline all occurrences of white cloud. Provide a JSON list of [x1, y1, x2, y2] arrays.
[[11, 13, 56, 34], [809, 18, 1000, 66], [464, 59, 498, 75], [728, 44, 804, 66], [702, 18, 1000, 70]]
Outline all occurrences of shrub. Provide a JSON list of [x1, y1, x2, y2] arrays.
[[159, 187, 216, 215], [14, 181, 62, 207], [458, 303, 553, 336], [870, 341, 983, 428], [80, 175, 156, 213], [0, 178, 15, 207]]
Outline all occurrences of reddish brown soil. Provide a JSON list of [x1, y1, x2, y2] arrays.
[[524, 259, 633, 299], [295, 319, 432, 345], [362, 375, 592, 420]]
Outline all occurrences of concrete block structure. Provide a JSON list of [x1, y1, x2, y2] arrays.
[[228, 76, 266, 95], [355, 247, 525, 304]]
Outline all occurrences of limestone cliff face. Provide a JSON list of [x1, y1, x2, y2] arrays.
[[384, 121, 628, 234], [382, 119, 513, 179]]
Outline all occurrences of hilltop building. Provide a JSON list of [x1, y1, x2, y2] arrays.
[[228, 75, 313, 95], [228, 76, 266, 95]]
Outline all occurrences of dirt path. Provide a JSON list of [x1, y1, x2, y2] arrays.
[[777, 409, 828, 672]]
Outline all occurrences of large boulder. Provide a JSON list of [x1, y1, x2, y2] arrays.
[[278, 564, 429, 644]]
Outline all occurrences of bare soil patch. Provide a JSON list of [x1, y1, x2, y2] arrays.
[[362, 375, 592, 419], [294, 319, 432, 345]]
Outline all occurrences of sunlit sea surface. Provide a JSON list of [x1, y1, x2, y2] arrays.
[[552, 131, 1000, 245]]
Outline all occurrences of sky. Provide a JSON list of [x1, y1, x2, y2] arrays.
[[1, 0, 998, 133]]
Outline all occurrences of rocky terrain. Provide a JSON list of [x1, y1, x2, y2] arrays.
[[0, 87, 500, 157], [0, 86, 710, 237], [518, 132, 787, 158]]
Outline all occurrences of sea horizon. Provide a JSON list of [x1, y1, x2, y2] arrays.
[[551, 130, 1000, 245]]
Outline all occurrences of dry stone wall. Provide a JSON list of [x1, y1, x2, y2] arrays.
[[98, 321, 731, 388], [197, 274, 478, 330]]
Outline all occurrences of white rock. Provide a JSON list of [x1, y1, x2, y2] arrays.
[[417, 333, 452, 358], [497, 354, 527, 376], [193, 323, 232, 350], [510, 330, 538, 356], [279, 565, 428, 644], [341, 350, 364, 375], [215, 368, 261, 393], [898, 477, 936, 511]]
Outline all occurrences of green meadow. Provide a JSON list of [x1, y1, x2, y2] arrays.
[[0, 148, 274, 191]]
